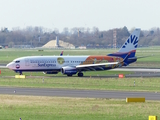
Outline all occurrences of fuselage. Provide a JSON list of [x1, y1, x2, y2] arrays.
[[7, 55, 123, 73]]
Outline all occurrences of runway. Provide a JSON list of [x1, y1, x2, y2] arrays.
[[0, 65, 7, 68], [0, 86, 160, 100]]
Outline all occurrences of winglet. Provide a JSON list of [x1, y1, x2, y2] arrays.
[[60, 51, 63, 56]]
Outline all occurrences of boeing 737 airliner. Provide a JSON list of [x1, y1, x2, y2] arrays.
[[7, 29, 141, 77]]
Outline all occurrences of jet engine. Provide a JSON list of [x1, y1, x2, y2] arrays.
[[61, 66, 77, 75]]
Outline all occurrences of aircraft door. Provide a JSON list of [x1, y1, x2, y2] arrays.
[[25, 59, 30, 66]]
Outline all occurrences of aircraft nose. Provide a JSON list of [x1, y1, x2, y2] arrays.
[[6, 62, 13, 69]]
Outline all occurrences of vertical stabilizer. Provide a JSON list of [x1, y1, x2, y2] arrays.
[[118, 29, 141, 53], [108, 29, 141, 59]]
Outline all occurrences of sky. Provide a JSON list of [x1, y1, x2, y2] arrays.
[[0, 0, 160, 32]]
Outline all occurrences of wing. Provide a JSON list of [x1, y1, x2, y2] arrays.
[[76, 62, 119, 71]]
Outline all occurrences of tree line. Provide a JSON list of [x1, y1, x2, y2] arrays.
[[0, 26, 160, 48]]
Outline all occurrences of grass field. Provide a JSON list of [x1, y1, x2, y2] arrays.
[[0, 71, 160, 92], [0, 95, 159, 120]]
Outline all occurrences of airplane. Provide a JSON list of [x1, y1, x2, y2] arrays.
[[6, 29, 141, 77]]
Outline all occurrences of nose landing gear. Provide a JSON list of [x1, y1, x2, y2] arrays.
[[19, 71, 23, 75], [67, 74, 73, 77]]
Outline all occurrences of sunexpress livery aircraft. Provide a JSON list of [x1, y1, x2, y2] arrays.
[[7, 29, 141, 77]]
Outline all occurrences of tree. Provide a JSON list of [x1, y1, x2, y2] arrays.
[[121, 26, 130, 36], [8, 42, 14, 48]]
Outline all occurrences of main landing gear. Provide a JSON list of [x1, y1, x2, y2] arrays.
[[66, 72, 83, 77], [78, 72, 83, 77]]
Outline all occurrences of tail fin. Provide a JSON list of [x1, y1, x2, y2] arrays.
[[108, 28, 141, 66], [108, 28, 141, 59], [118, 29, 141, 53]]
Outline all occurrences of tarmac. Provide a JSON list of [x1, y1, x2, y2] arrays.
[[0, 87, 159, 100]]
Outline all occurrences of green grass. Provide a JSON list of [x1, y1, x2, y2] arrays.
[[2, 68, 160, 92], [0, 69, 159, 92], [1, 74, 160, 92], [0, 95, 159, 120]]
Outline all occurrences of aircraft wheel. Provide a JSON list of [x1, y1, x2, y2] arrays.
[[78, 72, 83, 77], [67, 74, 72, 77]]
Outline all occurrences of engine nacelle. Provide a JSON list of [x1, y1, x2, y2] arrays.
[[43, 71, 58, 74], [61, 66, 77, 75]]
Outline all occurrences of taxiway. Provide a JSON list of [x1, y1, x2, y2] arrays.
[[0, 87, 159, 100]]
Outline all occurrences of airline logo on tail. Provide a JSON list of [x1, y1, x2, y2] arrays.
[[122, 35, 138, 49], [118, 29, 141, 53]]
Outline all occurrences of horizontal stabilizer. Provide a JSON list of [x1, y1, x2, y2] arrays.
[[136, 55, 154, 59], [128, 55, 154, 60]]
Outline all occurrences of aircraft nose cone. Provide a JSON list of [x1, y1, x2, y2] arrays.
[[6, 63, 9, 68], [6, 62, 13, 69]]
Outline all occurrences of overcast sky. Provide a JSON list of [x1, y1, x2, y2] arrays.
[[0, 0, 159, 31]]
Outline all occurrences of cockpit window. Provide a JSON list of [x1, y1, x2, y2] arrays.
[[15, 61, 20, 63]]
